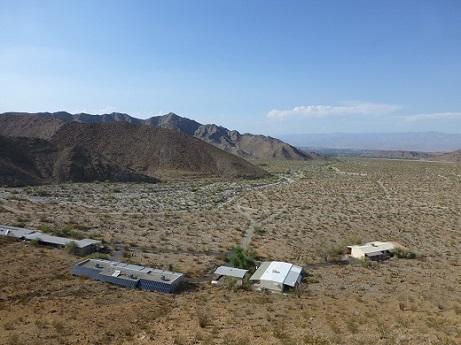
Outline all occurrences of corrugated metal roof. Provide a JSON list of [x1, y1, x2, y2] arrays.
[[0, 226, 36, 238], [352, 241, 397, 254], [283, 265, 303, 287], [249, 261, 272, 281], [25, 232, 72, 246], [1, 225, 101, 248], [260, 262, 292, 284], [76, 259, 184, 284], [214, 266, 248, 279], [75, 239, 102, 248], [250, 261, 302, 287]]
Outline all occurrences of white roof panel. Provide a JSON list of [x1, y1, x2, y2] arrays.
[[214, 266, 248, 279], [283, 265, 303, 287], [259, 261, 293, 284]]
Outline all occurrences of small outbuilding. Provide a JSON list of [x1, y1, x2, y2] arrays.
[[72, 259, 185, 293], [211, 266, 248, 286], [346, 241, 401, 261], [249, 261, 304, 293]]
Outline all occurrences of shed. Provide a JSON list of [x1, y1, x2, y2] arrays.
[[249, 261, 304, 293], [212, 266, 248, 286]]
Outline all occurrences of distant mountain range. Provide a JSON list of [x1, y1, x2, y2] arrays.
[[0, 112, 313, 161], [281, 132, 461, 152]]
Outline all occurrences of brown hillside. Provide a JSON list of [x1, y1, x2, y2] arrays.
[[0, 112, 314, 160], [0, 135, 157, 187], [51, 122, 269, 178], [430, 149, 461, 162], [0, 112, 68, 139]]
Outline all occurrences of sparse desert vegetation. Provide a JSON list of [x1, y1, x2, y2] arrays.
[[0, 159, 460, 344]]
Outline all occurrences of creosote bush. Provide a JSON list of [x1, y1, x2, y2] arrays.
[[391, 247, 418, 259], [228, 245, 256, 270]]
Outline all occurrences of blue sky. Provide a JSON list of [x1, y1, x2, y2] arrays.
[[1, 0, 461, 134]]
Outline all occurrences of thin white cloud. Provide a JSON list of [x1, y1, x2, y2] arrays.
[[267, 102, 401, 120], [402, 112, 461, 122]]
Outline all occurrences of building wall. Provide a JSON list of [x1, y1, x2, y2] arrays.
[[259, 279, 284, 292], [350, 247, 366, 259]]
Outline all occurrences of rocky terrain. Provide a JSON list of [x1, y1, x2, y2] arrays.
[[51, 122, 269, 179], [0, 158, 460, 345], [430, 149, 461, 162], [0, 120, 269, 186], [0, 135, 156, 186], [0, 111, 314, 160]]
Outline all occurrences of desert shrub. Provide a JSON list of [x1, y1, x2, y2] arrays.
[[52, 320, 65, 334], [65, 241, 80, 255], [228, 246, 256, 270], [39, 225, 86, 240], [254, 225, 266, 235], [197, 309, 210, 328], [87, 252, 110, 260], [303, 334, 331, 345], [391, 247, 417, 259], [30, 238, 41, 246], [345, 318, 359, 334], [317, 242, 345, 262], [6, 334, 21, 345]]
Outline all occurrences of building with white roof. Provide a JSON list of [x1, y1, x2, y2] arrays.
[[212, 266, 248, 286], [346, 241, 401, 260], [249, 261, 304, 293]]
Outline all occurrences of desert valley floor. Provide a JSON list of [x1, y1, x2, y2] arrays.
[[0, 159, 460, 345]]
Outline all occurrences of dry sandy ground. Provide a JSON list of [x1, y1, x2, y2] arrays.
[[0, 159, 460, 345]]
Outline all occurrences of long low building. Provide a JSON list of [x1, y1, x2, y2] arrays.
[[72, 259, 185, 293], [0, 225, 102, 255], [249, 261, 304, 293]]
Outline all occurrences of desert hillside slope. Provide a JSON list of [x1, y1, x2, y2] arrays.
[[51, 122, 269, 178], [0, 135, 156, 186], [429, 149, 461, 162], [0, 111, 314, 160]]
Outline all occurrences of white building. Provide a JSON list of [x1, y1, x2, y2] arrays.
[[249, 261, 303, 293], [346, 241, 400, 260]]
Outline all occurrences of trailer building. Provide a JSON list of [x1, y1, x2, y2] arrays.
[[0, 225, 102, 255], [249, 261, 304, 293], [346, 241, 400, 260], [72, 259, 185, 293]]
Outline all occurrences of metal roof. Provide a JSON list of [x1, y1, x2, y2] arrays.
[[250, 261, 303, 287], [74, 238, 102, 248], [0, 224, 101, 248], [213, 266, 248, 279], [25, 232, 72, 246], [76, 259, 184, 284], [0, 226, 36, 238], [283, 265, 303, 287], [348, 241, 397, 255], [249, 261, 271, 281]]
